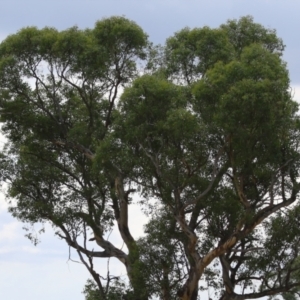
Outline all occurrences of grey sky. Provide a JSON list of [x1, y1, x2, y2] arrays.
[[1, 1, 300, 299]]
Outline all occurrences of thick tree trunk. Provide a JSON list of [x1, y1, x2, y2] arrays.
[[114, 175, 149, 300], [219, 292, 239, 300], [177, 267, 199, 300], [175, 210, 201, 300]]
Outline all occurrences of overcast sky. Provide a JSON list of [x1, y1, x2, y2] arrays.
[[1, 1, 300, 299]]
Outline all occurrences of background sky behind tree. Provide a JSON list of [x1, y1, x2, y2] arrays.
[[0, 1, 300, 299]]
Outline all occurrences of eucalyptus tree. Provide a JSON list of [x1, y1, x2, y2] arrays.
[[0, 16, 149, 299], [1, 16, 300, 300]]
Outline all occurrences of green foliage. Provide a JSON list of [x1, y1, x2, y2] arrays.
[[83, 278, 133, 300], [165, 26, 233, 84], [220, 15, 285, 55], [1, 15, 300, 300]]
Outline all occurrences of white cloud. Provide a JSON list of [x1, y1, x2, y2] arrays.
[[0, 259, 87, 300], [129, 203, 148, 239], [0, 245, 39, 254], [0, 221, 20, 242], [0, 199, 9, 213], [21, 245, 40, 254], [0, 246, 14, 254], [291, 85, 300, 103]]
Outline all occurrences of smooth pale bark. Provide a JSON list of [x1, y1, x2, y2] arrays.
[[176, 169, 298, 299]]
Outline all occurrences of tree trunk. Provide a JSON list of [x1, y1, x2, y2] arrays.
[[177, 267, 199, 300]]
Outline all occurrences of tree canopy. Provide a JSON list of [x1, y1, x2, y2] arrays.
[[0, 15, 300, 300]]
